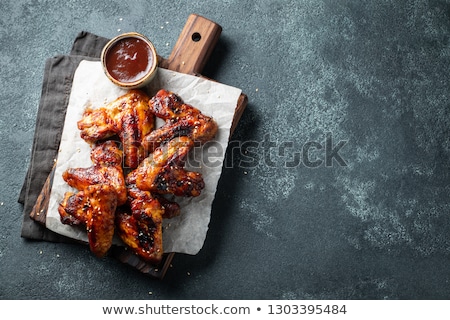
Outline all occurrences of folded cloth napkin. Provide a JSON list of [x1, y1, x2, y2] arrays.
[[19, 32, 109, 241]]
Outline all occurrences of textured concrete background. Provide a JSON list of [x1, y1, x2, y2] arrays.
[[1, 0, 449, 299]]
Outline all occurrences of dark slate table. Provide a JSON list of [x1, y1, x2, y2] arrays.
[[1, 0, 449, 299]]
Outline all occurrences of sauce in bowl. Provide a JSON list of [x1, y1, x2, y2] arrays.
[[101, 33, 158, 89], [106, 37, 152, 83]]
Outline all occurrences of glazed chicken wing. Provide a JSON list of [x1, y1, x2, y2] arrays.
[[142, 89, 218, 153], [62, 141, 127, 206], [130, 136, 204, 197], [58, 184, 117, 258], [115, 167, 183, 264], [126, 173, 181, 219], [115, 187, 164, 264], [77, 90, 154, 168]]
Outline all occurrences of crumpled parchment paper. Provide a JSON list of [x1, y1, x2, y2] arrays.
[[46, 60, 242, 255]]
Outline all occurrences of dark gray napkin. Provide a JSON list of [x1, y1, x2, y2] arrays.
[[19, 32, 109, 241]]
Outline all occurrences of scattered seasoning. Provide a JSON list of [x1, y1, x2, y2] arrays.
[[187, 271, 191, 276], [148, 291, 153, 295], [39, 250, 43, 255], [117, 29, 121, 32], [244, 171, 248, 175], [256, 88, 259, 92], [0, 202, 3, 206]]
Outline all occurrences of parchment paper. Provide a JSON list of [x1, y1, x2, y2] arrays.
[[46, 60, 241, 255]]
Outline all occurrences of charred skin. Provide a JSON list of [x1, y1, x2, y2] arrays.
[[130, 136, 204, 197], [77, 90, 154, 168], [126, 174, 181, 220], [142, 89, 218, 153], [58, 191, 87, 226], [115, 173, 182, 264], [115, 188, 164, 265], [58, 184, 117, 258]]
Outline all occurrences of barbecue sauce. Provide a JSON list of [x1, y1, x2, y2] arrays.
[[105, 37, 153, 83]]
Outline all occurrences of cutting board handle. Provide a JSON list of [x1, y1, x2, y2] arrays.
[[159, 14, 222, 75]]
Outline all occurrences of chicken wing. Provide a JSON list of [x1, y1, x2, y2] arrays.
[[142, 89, 218, 154], [115, 188, 164, 264], [77, 89, 154, 168], [62, 141, 127, 206], [130, 136, 204, 197], [58, 184, 117, 258], [126, 172, 181, 219], [115, 166, 182, 264]]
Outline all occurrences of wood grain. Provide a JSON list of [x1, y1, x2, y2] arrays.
[[159, 14, 222, 75]]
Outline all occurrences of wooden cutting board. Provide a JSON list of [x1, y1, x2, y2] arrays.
[[29, 14, 247, 279]]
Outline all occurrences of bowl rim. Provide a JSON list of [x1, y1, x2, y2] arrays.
[[100, 32, 158, 89]]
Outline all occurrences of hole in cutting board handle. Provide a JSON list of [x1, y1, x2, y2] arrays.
[[191, 32, 201, 42]]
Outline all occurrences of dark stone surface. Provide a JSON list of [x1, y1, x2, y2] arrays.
[[1, 0, 449, 299]]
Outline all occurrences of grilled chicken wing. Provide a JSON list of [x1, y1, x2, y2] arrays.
[[130, 136, 204, 197], [126, 172, 181, 219], [62, 141, 127, 206], [58, 191, 89, 226], [142, 89, 218, 153], [58, 184, 117, 258], [115, 187, 164, 264], [115, 167, 182, 264], [77, 90, 154, 168]]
